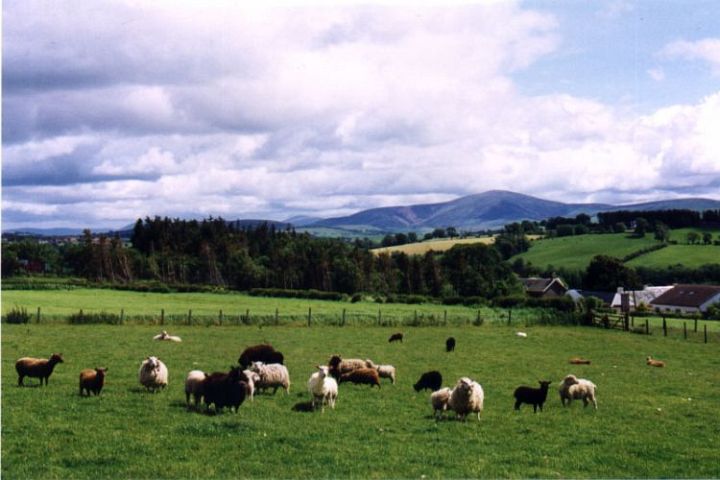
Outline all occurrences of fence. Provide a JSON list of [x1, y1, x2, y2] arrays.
[[6, 306, 581, 328], [591, 312, 718, 344]]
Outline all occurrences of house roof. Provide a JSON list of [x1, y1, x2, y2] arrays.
[[566, 289, 616, 305], [611, 286, 674, 308], [520, 277, 567, 293], [650, 284, 720, 308]]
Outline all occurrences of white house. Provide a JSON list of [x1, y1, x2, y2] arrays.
[[610, 286, 674, 312], [650, 285, 720, 314]]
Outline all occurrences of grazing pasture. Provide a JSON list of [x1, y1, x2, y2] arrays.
[[2, 324, 719, 479]]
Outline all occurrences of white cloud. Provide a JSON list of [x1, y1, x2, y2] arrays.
[[647, 68, 665, 82], [659, 38, 720, 76]]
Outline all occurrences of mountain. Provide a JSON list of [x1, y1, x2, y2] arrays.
[[307, 190, 720, 232], [283, 215, 323, 227]]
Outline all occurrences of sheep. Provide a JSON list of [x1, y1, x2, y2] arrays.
[[250, 361, 290, 394], [569, 357, 592, 365], [388, 332, 404, 343], [513, 380, 551, 412], [430, 387, 453, 419], [327, 355, 373, 379], [646, 356, 666, 368], [307, 365, 338, 413], [79, 367, 107, 396], [559, 374, 597, 409], [338, 368, 381, 388], [413, 370, 443, 392], [516, 331, 528, 338], [242, 369, 261, 401], [448, 377, 484, 421], [446, 337, 456, 352], [238, 344, 282, 368], [202, 366, 247, 413], [16, 353, 64, 387], [138, 356, 168, 393], [376, 364, 396, 384], [153, 330, 182, 342], [185, 370, 207, 407]]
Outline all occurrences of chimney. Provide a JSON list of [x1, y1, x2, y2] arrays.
[[617, 287, 624, 293]]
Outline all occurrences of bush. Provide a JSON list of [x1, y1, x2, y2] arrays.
[[248, 288, 345, 301], [68, 311, 122, 325], [4, 306, 31, 324], [350, 293, 363, 303]]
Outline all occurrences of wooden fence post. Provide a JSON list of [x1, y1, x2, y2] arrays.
[[275, 308, 279, 324], [444, 310, 447, 325], [219, 309, 223, 325], [645, 319, 649, 335], [188, 309, 192, 325], [414, 310, 418, 324], [377, 309, 381, 325], [508, 307, 512, 325], [120, 308, 124, 324], [704, 324, 708, 344], [694, 318, 698, 333], [342, 308, 346, 326], [36, 307, 41, 324], [160, 308, 165, 326], [662, 317, 667, 337], [684, 322, 687, 339], [308, 307, 312, 327], [246, 309, 250, 324]]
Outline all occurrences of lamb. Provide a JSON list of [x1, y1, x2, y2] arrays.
[[388, 332, 404, 343], [446, 337, 456, 352], [202, 366, 247, 413], [339, 368, 381, 388], [307, 365, 338, 412], [238, 344, 283, 368], [250, 361, 290, 394], [242, 369, 261, 401], [413, 371, 443, 392], [646, 356, 666, 368], [153, 330, 182, 342], [559, 374, 597, 409], [516, 331, 528, 338], [430, 387, 453, 419], [513, 380, 551, 412], [448, 377, 484, 421], [79, 367, 107, 396], [376, 364, 396, 384], [16, 353, 64, 387], [185, 370, 207, 407], [138, 356, 168, 393], [569, 357, 592, 365]]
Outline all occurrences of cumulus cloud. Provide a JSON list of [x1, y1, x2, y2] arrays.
[[2, 1, 720, 230], [659, 38, 720, 76]]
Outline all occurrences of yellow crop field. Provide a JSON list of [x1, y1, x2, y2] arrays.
[[372, 236, 496, 255]]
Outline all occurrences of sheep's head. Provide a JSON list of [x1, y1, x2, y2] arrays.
[[328, 355, 342, 369], [561, 375, 578, 386], [538, 380, 551, 389], [250, 361, 264, 372], [316, 365, 330, 378], [146, 356, 159, 369], [95, 367, 107, 378], [50, 353, 64, 363]]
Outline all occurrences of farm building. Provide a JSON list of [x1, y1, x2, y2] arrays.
[[566, 289, 615, 306], [650, 284, 720, 314], [610, 286, 674, 312], [520, 277, 568, 298]]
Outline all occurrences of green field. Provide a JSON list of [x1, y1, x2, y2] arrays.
[[513, 231, 720, 272], [3, 323, 719, 479]]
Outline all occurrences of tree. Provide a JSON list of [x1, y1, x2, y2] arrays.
[[702, 232, 712, 245], [556, 224, 574, 237], [687, 232, 700, 244], [654, 222, 669, 242], [407, 232, 418, 243], [575, 213, 592, 225], [634, 217, 650, 237], [446, 227, 459, 238], [613, 222, 626, 233], [432, 228, 447, 239], [583, 255, 641, 291]]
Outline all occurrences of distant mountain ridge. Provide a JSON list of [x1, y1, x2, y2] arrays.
[[5, 190, 720, 236]]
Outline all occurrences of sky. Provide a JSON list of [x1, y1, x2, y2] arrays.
[[3, 0, 720, 230]]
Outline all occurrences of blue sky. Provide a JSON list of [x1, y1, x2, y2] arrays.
[[3, 0, 720, 230]]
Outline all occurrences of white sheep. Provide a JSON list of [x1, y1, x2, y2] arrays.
[[139, 356, 168, 393], [242, 369, 261, 402], [153, 330, 182, 342], [430, 387, 453, 419], [307, 365, 338, 413], [184, 370, 206, 407], [448, 377, 484, 421], [376, 364, 396, 384], [559, 374, 597, 409], [516, 331, 527, 338], [250, 361, 290, 394]]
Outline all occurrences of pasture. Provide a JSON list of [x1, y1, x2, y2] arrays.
[[3, 323, 719, 479], [625, 244, 720, 269]]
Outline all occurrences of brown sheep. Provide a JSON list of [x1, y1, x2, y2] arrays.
[[569, 357, 592, 365], [79, 368, 108, 396], [338, 368, 381, 388], [16, 353, 64, 386], [646, 356, 666, 367], [388, 332, 404, 343]]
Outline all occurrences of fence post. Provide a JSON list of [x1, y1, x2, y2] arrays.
[[308, 307, 312, 327], [704, 325, 708, 344], [275, 308, 279, 324], [694, 318, 698, 333], [246, 309, 250, 324], [683, 322, 687, 339], [120, 308, 125, 324], [663, 317, 667, 337], [444, 310, 447, 325], [160, 308, 165, 326], [188, 309, 192, 325], [631, 316, 634, 327], [645, 319, 649, 335], [414, 310, 418, 324], [342, 308, 346, 326], [476, 310, 480, 325], [508, 307, 512, 325], [219, 309, 223, 325], [378, 309, 381, 325], [36, 307, 41, 324]]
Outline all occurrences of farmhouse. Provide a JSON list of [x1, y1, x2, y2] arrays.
[[610, 286, 674, 312], [650, 284, 720, 314], [520, 277, 568, 298]]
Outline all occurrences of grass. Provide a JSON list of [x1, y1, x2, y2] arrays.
[[3, 323, 719, 479], [625, 244, 720, 269]]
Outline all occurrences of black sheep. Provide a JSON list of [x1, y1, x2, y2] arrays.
[[413, 370, 443, 392], [238, 344, 281, 368], [388, 332, 404, 343], [446, 337, 456, 352], [513, 380, 552, 412], [203, 367, 248, 413]]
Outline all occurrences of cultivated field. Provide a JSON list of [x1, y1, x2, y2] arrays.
[[3, 323, 719, 479], [372, 236, 497, 256]]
